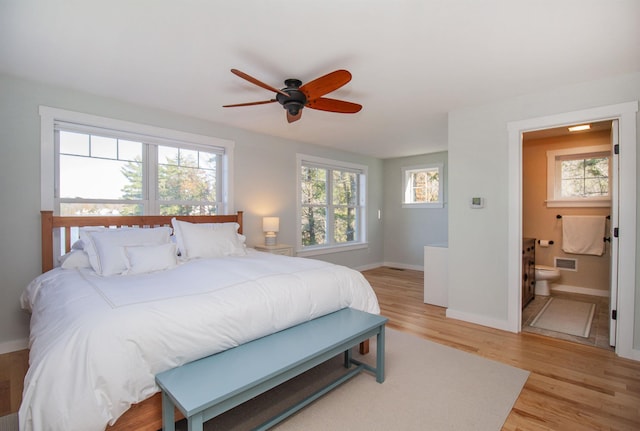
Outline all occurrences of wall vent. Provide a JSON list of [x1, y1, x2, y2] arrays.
[[554, 257, 578, 271]]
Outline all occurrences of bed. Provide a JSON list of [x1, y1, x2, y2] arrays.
[[19, 211, 380, 431]]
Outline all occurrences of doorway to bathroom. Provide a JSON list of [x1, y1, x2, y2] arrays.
[[520, 121, 615, 350], [506, 101, 638, 360]]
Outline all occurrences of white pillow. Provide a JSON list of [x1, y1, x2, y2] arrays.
[[59, 250, 92, 269], [123, 243, 177, 275], [80, 226, 172, 276], [171, 218, 247, 259]]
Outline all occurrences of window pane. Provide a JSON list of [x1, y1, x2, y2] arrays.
[[158, 145, 217, 203], [584, 178, 608, 196], [405, 167, 440, 204], [118, 139, 143, 162], [560, 157, 609, 198], [179, 148, 199, 168], [301, 206, 326, 246], [561, 178, 584, 197], [301, 166, 327, 205], [413, 170, 439, 203], [199, 152, 217, 170], [60, 202, 143, 216], [91, 135, 118, 159], [159, 204, 217, 216], [60, 154, 142, 200], [332, 170, 358, 206], [333, 207, 357, 243], [561, 159, 583, 179], [60, 131, 89, 156], [158, 146, 179, 164]]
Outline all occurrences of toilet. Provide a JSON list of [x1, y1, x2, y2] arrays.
[[534, 265, 560, 296]]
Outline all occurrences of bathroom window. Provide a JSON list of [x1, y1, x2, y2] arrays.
[[402, 163, 443, 208], [546, 145, 611, 207]]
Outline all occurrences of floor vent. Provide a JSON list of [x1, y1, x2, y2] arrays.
[[554, 257, 577, 271]]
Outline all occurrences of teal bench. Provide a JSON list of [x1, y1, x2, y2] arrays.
[[155, 308, 387, 431]]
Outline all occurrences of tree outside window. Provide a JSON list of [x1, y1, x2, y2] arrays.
[[298, 155, 366, 252], [402, 163, 444, 208], [57, 130, 223, 216], [546, 145, 611, 207], [560, 156, 609, 198]]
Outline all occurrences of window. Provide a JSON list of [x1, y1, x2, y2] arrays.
[[40, 106, 234, 216], [546, 145, 611, 207], [402, 163, 443, 208], [297, 154, 367, 255]]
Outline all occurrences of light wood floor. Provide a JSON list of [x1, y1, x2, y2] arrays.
[[3, 267, 639, 430], [361, 267, 640, 431]]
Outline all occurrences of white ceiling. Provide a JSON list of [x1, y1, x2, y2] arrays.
[[1, 1, 639, 159]]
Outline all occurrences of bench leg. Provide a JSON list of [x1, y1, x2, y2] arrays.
[[187, 413, 204, 431], [376, 325, 386, 383], [161, 392, 175, 431], [359, 339, 370, 354], [344, 347, 352, 368]]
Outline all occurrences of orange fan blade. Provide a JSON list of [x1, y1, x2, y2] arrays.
[[300, 70, 352, 101], [287, 110, 302, 123], [306, 97, 362, 114], [230, 69, 290, 98], [223, 99, 276, 108]]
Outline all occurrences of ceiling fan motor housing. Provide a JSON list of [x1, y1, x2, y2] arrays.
[[277, 79, 307, 115]]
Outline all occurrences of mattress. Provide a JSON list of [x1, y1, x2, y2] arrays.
[[19, 249, 379, 431]]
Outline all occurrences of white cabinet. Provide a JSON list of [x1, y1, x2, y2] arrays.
[[424, 245, 448, 307]]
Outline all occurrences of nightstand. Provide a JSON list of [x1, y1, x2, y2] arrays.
[[254, 244, 294, 256]]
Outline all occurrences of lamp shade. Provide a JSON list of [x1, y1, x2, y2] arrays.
[[262, 217, 280, 233]]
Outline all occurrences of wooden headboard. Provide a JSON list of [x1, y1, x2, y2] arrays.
[[41, 210, 244, 273]]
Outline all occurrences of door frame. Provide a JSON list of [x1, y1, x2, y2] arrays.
[[507, 101, 638, 360], [610, 120, 619, 346]]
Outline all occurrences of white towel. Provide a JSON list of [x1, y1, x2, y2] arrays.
[[562, 215, 606, 256]]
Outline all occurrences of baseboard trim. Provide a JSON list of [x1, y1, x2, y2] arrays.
[[355, 262, 424, 272], [354, 262, 384, 272], [0, 339, 28, 355], [445, 308, 515, 333], [381, 261, 424, 272], [551, 284, 609, 297]]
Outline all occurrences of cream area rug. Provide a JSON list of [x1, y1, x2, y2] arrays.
[[530, 297, 596, 338], [175, 328, 529, 431]]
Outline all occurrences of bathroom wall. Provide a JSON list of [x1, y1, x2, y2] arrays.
[[523, 130, 611, 295]]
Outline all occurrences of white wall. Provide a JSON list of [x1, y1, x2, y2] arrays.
[[447, 72, 640, 351], [382, 152, 448, 269], [0, 73, 385, 350]]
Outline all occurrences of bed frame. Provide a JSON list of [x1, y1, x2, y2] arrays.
[[41, 210, 244, 273], [38, 209, 368, 431], [40, 210, 244, 431]]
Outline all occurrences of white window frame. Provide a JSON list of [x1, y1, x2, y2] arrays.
[[546, 145, 611, 208], [296, 154, 368, 256], [402, 163, 444, 208], [39, 106, 235, 214]]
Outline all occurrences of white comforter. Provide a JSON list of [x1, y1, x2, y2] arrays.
[[19, 250, 379, 431]]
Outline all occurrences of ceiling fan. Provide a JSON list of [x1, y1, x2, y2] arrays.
[[223, 69, 362, 123]]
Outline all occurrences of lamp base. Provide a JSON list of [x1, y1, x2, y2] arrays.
[[265, 233, 277, 246]]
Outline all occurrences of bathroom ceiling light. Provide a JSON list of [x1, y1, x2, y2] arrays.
[[568, 124, 591, 132]]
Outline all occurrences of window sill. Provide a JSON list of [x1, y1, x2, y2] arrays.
[[296, 242, 369, 257], [402, 202, 444, 209], [546, 199, 611, 208]]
